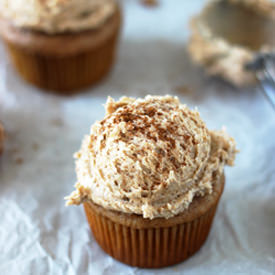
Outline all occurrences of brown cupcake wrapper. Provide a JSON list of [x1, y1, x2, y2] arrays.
[[4, 27, 119, 94], [84, 201, 219, 268]]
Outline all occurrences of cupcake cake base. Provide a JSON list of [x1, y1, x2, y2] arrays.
[[84, 174, 225, 268]]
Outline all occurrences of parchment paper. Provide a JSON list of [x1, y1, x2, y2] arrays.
[[0, 1, 274, 274]]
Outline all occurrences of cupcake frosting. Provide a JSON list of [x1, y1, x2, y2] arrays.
[[66, 96, 237, 219], [0, 0, 116, 34]]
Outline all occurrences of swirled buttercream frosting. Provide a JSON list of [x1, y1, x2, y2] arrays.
[[66, 96, 237, 219]]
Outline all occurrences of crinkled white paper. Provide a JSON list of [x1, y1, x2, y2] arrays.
[[0, 1, 274, 274]]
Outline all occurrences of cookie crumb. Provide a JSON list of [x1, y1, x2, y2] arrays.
[[15, 157, 23, 165], [174, 86, 192, 95], [141, 0, 159, 7], [0, 123, 4, 154], [32, 143, 39, 151], [51, 118, 64, 127]]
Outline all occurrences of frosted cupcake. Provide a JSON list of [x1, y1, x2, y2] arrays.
[[0, 0, 121, 94], [66, 95, 237, 267]]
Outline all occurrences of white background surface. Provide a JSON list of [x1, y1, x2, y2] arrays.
[[0, 0, 274, 274]]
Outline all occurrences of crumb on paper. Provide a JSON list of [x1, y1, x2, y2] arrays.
[[32, 143, 39, 151], [174, 86, 192, 95], [11, 147, 20, 154], [0, 124, 4, 154], [141, 0, 159, 7], [15, 157, 23, 165], [50, 118, 64, 127]]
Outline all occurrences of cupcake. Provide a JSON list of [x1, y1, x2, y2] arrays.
[[0, 0, 121, 94], [0, 122, 4, 154], [66, 95, 237, 268]]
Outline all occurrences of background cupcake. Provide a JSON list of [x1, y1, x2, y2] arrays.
[[66, 95, 237, 268], [0, 0, 121, 94]]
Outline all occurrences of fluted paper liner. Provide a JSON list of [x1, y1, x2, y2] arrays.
[[84, 175, 225, 268]]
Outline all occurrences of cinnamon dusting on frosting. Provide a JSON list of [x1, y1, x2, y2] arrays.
[[66, 96, 237, 219]]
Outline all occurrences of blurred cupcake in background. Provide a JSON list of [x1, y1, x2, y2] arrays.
[[0, 0, 121, 94]]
